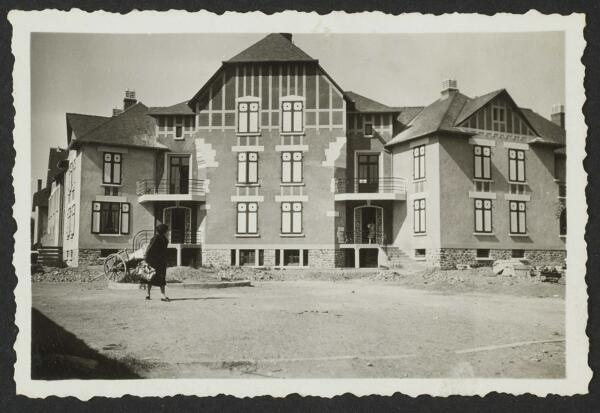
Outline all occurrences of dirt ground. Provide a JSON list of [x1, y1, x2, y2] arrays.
[[31, 273, 565, 379]]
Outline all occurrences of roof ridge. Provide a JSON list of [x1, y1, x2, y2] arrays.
[[75, 101, 145, 142]]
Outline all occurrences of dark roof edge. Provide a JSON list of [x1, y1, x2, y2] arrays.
[[70, 139, 169, 151]]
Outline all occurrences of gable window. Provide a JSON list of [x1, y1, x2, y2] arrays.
[[237, 101, 259, 134], [282, 100, 304, 133], [91, 202, 130, 235], [509, 201, 527, 234], [103, 152, 122, 185], [175, 126, 183, 138], [281, 152, 303, 184], [474, 145, 491, 179], [281, 202, 302, 234], [413, 145, 426, 180], [237, 202, 258, 234], [492, 105, 506, 132], [237, 152, 258, 184], [474, 199, 493, 233], [364, 123, 373, 137], [413, 198, 426, 234], [508, 149, 526, 182]]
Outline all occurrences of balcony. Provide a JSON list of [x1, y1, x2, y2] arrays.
[[337, 230, 389, 246], [334, 178, 407, 201], [136, 179, 206, 203]]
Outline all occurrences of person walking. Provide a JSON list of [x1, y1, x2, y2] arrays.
[[144, 223, 170, 301]]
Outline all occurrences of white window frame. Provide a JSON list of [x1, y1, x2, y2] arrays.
[[474, 145, 492, 180], [237, 97, 260, 134], [413, 198, 426, 234], [281, 151, 303, 184], [91, 201, 130, 235], [281, 202, 303, 234], [102, 152, 122, 185], [509, 201, 527, 235], [237, 152, 259, 184], [236, 202, 258, 235], [474, 198, 493, 233], [508, 149, 526, 183], [413, 145, 426, 180], [281, 96, 305, 134]]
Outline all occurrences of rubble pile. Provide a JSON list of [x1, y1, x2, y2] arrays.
[[31, 266, 104, 282]]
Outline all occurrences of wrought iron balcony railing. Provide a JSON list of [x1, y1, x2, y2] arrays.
[[136, 179, 206, 196], [334, 177, 407, 194], [337, 230, 389, 245], [132, 229, 202, 251]]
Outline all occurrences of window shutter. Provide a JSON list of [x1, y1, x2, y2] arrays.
[[120, 203, 130, 234], [92, 202, 101, 234]]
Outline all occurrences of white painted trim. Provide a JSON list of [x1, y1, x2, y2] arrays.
[[473, 232, 495, 236], [326, 211, 340, 217], [275, 144, 309, 152], [230, 195, 264, 202], [279, 233, 305, 238], [409, 137, 430, 148], [408, 192, 429, 200], [199, 204, 211, 211], [509, 233, 530, 237], [138, 194, 206, 203], [275, 195, 309, 202], [280, 95, 305, 102], [468, 137, 496, 147], [235, 233, 261, 238], [468, 191, 497, 200], [98, 146, 129, 153], [237, 96, 260, 102], [95, 195, 127, 203], [504, 193, 531, 202], [334, 193, 406, 201], [503, 141, 530, 150], [231, 145, 264, 152], [204, 244, 334, 249]]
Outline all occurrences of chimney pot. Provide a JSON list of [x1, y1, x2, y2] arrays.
[[123, 90, 137, 110], [37, 179, 42, 191], [551, 103, 565, 128]]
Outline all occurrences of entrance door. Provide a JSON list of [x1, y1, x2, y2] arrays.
[[357, 154, 379, 193], [361, 207, 377, 244], [170, 208, 186, 243], [169, 155, 190, 194]]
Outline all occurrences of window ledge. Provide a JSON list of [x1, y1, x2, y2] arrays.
[[236, 183, 261, 187], [95, 233, 125, 237], [473, 178, 494, 182], [414, 257, 426, 261], [280, 182, 305, 187], [476, 257, 492, 261], [280, 233, 305, 238], [236, 132, 262, 137], [508, 181, 528, 185], [235, 233, 260, 238], [413, 233, 427, 237], [560, 235, 566, 238], [473, 232, 495, 236], [280, 132, 305, 136], [412, 178, 426, 183], [101, 183, 123, 187], [509, 233, 529, 237], [173, 137, 185, 141]]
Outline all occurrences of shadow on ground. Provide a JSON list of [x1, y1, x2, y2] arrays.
[[31, 308, 140, 379]]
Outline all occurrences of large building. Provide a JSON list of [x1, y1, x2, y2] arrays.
[[32, 33, 567, 269]]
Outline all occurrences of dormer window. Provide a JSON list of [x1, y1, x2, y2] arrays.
[[237, 99, 259, 134], [281, 98, 304, 133]]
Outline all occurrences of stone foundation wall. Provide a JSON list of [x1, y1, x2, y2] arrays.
[[203, 249, 231, 267], [334, 249, 345, 267], [308, 249, 337, 268], [77, 249, 102, 266], [426, 248, 567, 270], [263, 249, 276, 267]]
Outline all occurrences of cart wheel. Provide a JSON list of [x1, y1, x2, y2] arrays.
[[104, 253, 128, 282]]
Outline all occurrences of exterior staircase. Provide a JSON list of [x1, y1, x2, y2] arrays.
[[35, 246, 64, 267], [380, 246, 430, 272]]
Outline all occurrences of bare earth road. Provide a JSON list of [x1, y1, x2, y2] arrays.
[[32, 280, 564, 378]]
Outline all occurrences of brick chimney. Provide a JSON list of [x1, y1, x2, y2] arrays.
[[123, 90, 137, 110], [441, 79, 458, 99], [279, 33, 293, 42], [551, 104, 565, 128], [37, 179, 42, 191]]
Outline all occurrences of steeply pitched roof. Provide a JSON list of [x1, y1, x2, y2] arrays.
[[345, 91, 399, 113], [386, 89, 565, 148], [148, 101, 195, 116], [520, 108, 565, 146], [70, 103, 168, 150], [227, 33, 317, 63], [66, 113, 110, 143], [45, 147, 68, 187], [396, 107, 425, 126]]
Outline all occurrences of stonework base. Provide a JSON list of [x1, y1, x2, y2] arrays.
[[426, 248, 566, 270], [308, 249, 337, 268], [203, 249, 231, 267]]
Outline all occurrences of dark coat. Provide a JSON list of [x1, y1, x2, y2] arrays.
[[144, 233, 168, 286]]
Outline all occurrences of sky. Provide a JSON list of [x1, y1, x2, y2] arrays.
[[30, 32, 564, 195]]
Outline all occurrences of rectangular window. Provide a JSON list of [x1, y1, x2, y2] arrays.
[[239, 249, 256, 266], [364, 123, 373, 137], [237, 152, 258, 184], [508, 149, 526, 182], [281, 152, 303, 183], [476, 249, 490, 259], [175, 126, 183, 138], [473, 145, 491, 179], [414, 249, 426, 258], [236, 202, 258, 234], [102, 152, 122, 185], [474, 199, 493, 233], [509, 201, 527, 234], [512, 249, 524, 258], [413, 198, 426, 234], [492, 106, 506, 132], [237, 101, 259, 133], [413, 145, 426, 180], [282, 101, 304, 133], [91, 202, 130, 235], [283, 249, 300, 266], [281, 202, 303, 234]]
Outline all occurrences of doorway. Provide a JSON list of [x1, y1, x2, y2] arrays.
[[170, 208, 186, 243], [359, 248, 379, 268], [361, 207, 377, 244], [357, 154, 379, 193], [169, 155, 190, 194]]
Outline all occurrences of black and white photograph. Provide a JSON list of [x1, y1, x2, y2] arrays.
[[9, 10, 589, 398]]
